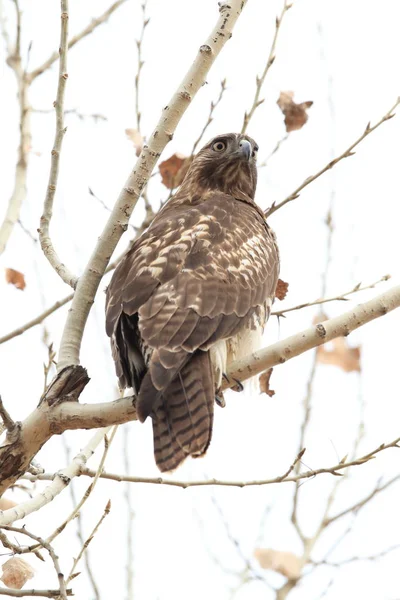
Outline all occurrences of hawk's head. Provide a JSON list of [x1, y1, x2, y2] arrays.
[[181, 133, 258, 201]]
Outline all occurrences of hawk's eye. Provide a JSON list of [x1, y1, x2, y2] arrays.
[[212, 140, 226, 152], [252, 146, 259, 158]]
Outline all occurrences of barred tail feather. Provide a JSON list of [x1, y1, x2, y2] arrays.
[[152, 350, 215, 472]]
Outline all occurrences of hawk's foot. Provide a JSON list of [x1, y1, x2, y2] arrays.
[[222, 373, 244, 392], [215, 391, 226, 408]]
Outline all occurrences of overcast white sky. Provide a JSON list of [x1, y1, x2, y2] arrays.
[[1, 0, 400, 598]]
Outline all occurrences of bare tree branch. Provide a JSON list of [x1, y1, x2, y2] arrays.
[[0, 294, 74, 345], [272, 275, 390, 318], [38, 2, 77, 288], [241, 0, 292, 134], [134, 1, 149, 133], [66, 499, 111, 586], [1, 283, 400, 499], [18, 435, 400, 492], [46, 427, 117, 545], [0, 0, 30, 256], [0, 589, 72, 597], [0, 525, 68, 600], [61, 437, 101, 599], [0, 248, 127, 346], [224, 282, 400, 389], [265, 97, 400, 217], [0, 427, 113, 524], [26, 0, 129, 82], [56, 0, 250, 371]]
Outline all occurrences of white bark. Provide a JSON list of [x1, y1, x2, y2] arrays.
[[57, 0, 249, 370]]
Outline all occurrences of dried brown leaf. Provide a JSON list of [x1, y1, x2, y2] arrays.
[[1, 557, 34, 589], [254, 548, 301, 580], [0, 497, 17, 510], [159, 153, 192, 189], [317, 337, 361, 373], [125, 128, 144, 157], [259, 368, 275, 397], [275, 278, 289, 301], [277, 91, 313, 133], [5, 268, 26, 290]]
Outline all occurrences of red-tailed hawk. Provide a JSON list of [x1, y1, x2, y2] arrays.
[[106, 133, 280, 471]]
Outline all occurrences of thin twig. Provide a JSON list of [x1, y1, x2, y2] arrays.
[[312, 543, 400, 568], [291, 353, 318, 544], [265, 97, 400, 217], [134, 1, 149, 133], [0, 588, 72, 597], [323, 474, 400, 528], [0, 294, 74, 345], [61, 437, 100, 599], [0, 526, 68, 600], [46, 427, 117, 544], [191, 79, 227, 155], [0, 243, 130, 346], [0, 0, 30, 256], [258, 133, 289, 168], [272, 275, 391, 318], [123, 426, 135, 599], [33, 107, 108, 122], [27, 0, 129, 82], [21, 436, 400, 489], [38, 1, 77, 288], [0, 428, 112, 524], [241, 0, 292, 134], [66, 500, 111, 585]]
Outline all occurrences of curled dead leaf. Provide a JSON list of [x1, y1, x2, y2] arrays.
[[0, 497, 17, 510], [125, 128, 144, 157], [275, 278, 289, 301], [159, 153, 192, 189], [5, 268, 26, 290], [277, 91, 313, 133], [1, 557, 34, 589], [259, 368, 275, 397], [254, 548, 301, 580]]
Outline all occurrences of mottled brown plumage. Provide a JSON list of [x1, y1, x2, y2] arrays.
[[106, 133, 280, 471]]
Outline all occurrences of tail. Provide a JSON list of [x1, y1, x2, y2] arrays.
[[151, 351, 215, 472]]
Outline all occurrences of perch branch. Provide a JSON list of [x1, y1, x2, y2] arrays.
[[241, 0, 292, 134], [1, 283, 400, 501], [223, 283, 400, 389], [265, 97, 400, 217], [57, 0, 249, 371]]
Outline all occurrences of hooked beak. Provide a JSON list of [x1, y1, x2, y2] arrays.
[[238, 139, 252, 161]]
